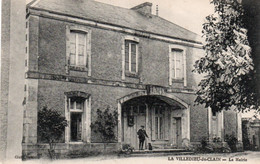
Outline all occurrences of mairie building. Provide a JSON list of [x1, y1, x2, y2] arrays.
[[22, 0, 243, 158]]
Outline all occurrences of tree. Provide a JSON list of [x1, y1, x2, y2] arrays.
[[38, 106, 68, 159], [90, 107, 118, 151], [193, 0, 258, 113]]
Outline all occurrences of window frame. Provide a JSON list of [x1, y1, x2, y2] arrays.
[[169, 45, 187, 86], [64, 91, 91, 143], [122, 36, 140, 79], [66, 25, 91, 76]]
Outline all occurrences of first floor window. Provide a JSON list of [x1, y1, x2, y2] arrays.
[[125, 40, 138, 73], [171, 49, 184, 79], [70, 31, 87, 67]]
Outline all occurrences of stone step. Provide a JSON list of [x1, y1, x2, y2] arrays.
[[127, 149, 194, 157]]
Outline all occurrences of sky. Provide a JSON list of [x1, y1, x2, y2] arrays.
[[95, 0, 214, 35], [26, 0, 215, 35]]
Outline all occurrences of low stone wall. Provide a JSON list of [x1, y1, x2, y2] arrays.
[[22, 142, 120, 160]]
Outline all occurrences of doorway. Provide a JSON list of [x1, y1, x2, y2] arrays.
[[173, 117, 182, 148]]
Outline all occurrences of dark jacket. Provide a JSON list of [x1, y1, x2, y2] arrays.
[[137, 129, 148, 140]]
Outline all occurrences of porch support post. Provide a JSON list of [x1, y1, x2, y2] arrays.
[[217, 110, 224, 141], [237, 112, 242, 142], [187, 105, 190, 141], [117, 101, 122, 144], [145, 104, 150, 144], [208, 107, 212, 141]]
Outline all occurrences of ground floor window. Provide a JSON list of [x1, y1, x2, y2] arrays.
[[155, 106, 164, 140], [70, 113, 82, 141], [70, 97, 84, 141], [65, 91, 91, 143]]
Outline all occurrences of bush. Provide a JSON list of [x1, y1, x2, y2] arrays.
[[196, 136, 231, 153], [38, 106, 68, 159], [90, 107, 118, 151], [225, 134, 238, 152], [120, 144, 134, 155]]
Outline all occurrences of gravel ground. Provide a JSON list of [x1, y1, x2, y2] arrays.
[[4, 151, 260, 164]]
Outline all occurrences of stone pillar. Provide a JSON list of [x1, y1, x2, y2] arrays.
[[145, 104, 151, 145], [217, 110, 224, 141], [117, 102, 122, 144], [208, 107, 212, 141], [237, 112, 243, 142], [22, 79, 38, 157]]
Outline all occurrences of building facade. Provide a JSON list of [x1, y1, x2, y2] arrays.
[[22, 0, 242, 158], [242, 118, 260, 151]]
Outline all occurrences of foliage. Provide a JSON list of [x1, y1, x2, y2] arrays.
[[201, 136, 208, 149], [38, 106, 68, 159], [193, 0, 257, 113], [197, 136, 231, 153], [120, 144, 134, 155], [90, 107, 118, 150], [225, 134, 238, 152], [213, 137, 222, 143], [242, 121, 251, 150]]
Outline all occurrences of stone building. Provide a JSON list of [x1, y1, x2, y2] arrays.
[[22, 0, 243, 157], [242, 118, 260, 151]]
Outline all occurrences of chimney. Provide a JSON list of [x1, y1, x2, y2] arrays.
[[156, 5, 158, 16], [131, 2, 152, 17]]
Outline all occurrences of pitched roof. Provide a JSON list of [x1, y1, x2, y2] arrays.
[[28, 0, 201, 43]]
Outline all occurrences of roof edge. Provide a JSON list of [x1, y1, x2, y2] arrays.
[[28, 7, 203, 45], [131, 2, 153, 10]]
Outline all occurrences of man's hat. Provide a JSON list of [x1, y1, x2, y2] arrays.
[[141, 125, 144, 127]]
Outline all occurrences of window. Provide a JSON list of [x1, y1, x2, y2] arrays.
[[169, 45, 187, 86], [70, 97, 84, 141], [122, 36, 140, 79], [125, 40, 138, 73], [65, 91, 91, 143], [171, 49, 183, 79], [70, 31, 87, 67], [155, 107, 164, 140], [66, 26, 91, 75]]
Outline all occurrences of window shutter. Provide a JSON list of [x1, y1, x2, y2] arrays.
[[83, 99, 87, 142], [164, 107, 169, 140], [138, 45, 142, 75], [67, 98, 71, 142], [172, 51, 175, 78], [131, 43, 136, 72], [151, 106, 156, 141], [183, 50, 187, 86], [125, 42, 129, 71]]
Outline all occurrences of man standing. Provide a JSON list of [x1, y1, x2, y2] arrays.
[[137, 125, 148, 150]]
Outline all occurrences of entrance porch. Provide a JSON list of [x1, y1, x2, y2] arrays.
[[117, 90, 190, 150]]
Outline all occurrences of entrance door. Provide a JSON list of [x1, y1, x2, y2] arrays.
[[173, 117, 182, 148], [176, 118, 182, 148], [135, 115, 146, 149]]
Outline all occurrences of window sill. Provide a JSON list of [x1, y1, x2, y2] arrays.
[[69, 65, 88, 72], [125, 71, 139, 78], [172, 78, 184, 83], [69, 141, 84, 144]]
